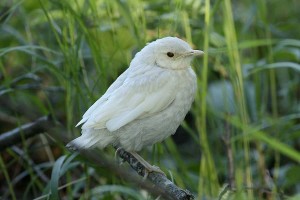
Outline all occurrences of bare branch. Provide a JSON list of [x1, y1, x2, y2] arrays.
[[0, 115, 54, 151], [115, 147, 195, 200]]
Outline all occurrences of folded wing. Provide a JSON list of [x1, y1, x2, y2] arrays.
[[76, 69, 129, 127], [79, 69, 177, 132]]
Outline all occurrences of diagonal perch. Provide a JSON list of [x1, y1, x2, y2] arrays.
[[114, 146, 195, 200]]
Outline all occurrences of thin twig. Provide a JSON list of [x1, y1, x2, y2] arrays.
[[222, 117, 235, 189]]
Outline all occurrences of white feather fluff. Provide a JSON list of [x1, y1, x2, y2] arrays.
[[67, 36, 202, 151]]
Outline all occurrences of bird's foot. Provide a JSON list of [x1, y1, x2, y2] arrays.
[[129, 151, 166, 178], [143, 165, 165, 179], [145, 164, 165, 174]]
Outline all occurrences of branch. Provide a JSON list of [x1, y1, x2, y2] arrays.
[[0, 116, 195, 200], [115, 147, 195, 200], [78, 149, 175, 200], [0, 115, 54, 151]]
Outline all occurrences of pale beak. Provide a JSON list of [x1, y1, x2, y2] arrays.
[[191, 50, 204, 56], [178, 50, 204, 60]]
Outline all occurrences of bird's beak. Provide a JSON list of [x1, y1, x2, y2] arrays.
[[178, 50, 204, 60], [191, 50, 204, 56]]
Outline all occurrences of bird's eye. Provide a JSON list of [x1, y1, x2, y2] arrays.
[[167, 52, 174, 57]]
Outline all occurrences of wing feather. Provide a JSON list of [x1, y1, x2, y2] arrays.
[[76, 69, 129, 127], [80, 67, 177, 132]]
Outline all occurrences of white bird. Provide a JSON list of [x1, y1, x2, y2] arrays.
[[67, 36, 203, 173]]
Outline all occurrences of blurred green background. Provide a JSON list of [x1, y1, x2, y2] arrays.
[[0, 0, 299, 199]]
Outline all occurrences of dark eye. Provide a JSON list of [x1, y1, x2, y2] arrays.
[[167, 52, 174, 57]]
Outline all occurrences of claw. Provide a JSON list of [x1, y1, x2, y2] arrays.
[[129, 151, 166, 178]]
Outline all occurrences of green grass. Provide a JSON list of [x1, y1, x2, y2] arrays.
[[0, 0, 300, 199]]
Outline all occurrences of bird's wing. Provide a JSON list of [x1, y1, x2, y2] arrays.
[[81, 68, 177, 132], [76, 69, 129, 127]]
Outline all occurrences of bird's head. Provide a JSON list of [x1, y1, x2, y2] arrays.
[[133, 37, 204, 70]]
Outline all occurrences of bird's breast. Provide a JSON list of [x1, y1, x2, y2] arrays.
[[171, 68, 197, 116], [116, 67, 197, 151]]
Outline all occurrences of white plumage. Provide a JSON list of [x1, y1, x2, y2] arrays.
[[67, 37, 203, 152]]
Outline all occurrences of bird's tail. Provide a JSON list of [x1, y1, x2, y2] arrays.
[[66, 129, 114, 151]]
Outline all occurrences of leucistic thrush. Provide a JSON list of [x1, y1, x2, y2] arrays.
[[67, 37, 204, 174]]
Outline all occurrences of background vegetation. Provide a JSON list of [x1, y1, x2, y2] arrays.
[[0, 0, 299, 199]]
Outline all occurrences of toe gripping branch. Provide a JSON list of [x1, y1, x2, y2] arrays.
[[114, 146, 195, 200], [116, 148, 151, 177]]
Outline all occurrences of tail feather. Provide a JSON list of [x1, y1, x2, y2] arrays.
[[66, 130, 115, 151]]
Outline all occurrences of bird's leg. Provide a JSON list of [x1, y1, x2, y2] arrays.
[[129, 151, 166, 177]]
